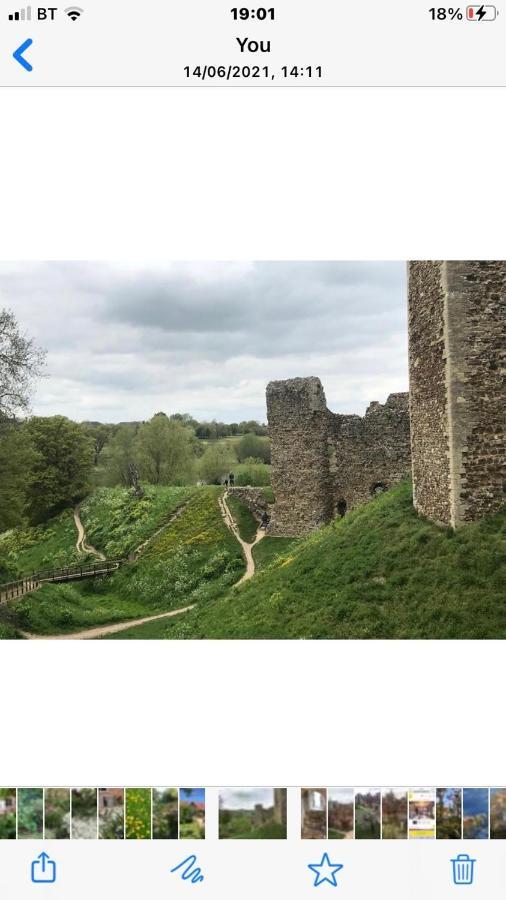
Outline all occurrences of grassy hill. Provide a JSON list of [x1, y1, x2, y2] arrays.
[[0, 486, 244, 636], [1, 480, 504, 639], [156, 481, 506, 640], [0, 509, 80, 580], [0, 484, 195, 581], [80, 484, 195, 558]]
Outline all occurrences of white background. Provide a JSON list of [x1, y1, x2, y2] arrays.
[[0, 88, 504, 787]]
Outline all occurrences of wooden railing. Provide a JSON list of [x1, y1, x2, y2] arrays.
[[0, 577, 40, 605], [0, 559, 122, 605]]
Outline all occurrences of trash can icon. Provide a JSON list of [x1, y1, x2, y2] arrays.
[[451, 853, 476, 885]]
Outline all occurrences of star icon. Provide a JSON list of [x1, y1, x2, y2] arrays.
[[308, 853, 344, 887]]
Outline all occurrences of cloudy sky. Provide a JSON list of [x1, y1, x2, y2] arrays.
[[0, 261, 408, 423], [328, 788, 354, 804], [219, 788, 275, 810]]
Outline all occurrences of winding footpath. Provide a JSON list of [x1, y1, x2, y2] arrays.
[[218, 490, 265, 585], [21, 502, 196, 641], [21, 604, 196, 641], [19, 492, 260, 640], [73, 506, 106, 560]]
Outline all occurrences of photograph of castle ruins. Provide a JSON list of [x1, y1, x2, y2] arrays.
[[219, 788, 287, 839], [0, 261, 504, 640]]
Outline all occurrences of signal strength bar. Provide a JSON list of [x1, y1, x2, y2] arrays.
[[8, 5, 32, 20]]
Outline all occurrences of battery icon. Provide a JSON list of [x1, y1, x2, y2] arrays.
[[466, 5, 497, 19]]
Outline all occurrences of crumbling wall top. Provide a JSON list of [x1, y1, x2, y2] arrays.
[[266, 377, 328, 422]]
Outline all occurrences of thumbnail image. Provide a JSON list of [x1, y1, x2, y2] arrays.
[[44, 789, 71, 839], [463, 788, 489, 840], [219, 788, 287, 839], [0, 261, 504, 643], [99, 788, 125, 839], [152, 788, 178, 840], [0, 788, 16, 839], [408, 790, 436, 839], [71, 788, 97, 839], [490, 789, 506, 839], [125, 788, 152, 840], [436, 788, 462, 840], [17, 788, 43, 840], [328, 788, 354, 840], [355, 789, 381, 840], [382, 790, 407, 839], [179, 788, 205, 840], [301, 789, 327, 839]]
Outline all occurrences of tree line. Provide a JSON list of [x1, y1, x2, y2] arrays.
[[169, 413, 268, 440], [92, 415, 270, 492], [0, 308, 270, 534]]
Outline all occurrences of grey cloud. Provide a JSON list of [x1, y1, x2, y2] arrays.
[[0, 261, 408, 422]]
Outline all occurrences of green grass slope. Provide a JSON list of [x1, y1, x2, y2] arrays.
[[2, 487, 244, 636], [0, 509, 81, 580], [225, 494, 258, 543], [80, 485, 195, 558], [160, 481, 506, 640], [252, 536, 300, 572], [3, 480, 505, 640]]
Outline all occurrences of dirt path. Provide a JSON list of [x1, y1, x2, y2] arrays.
[[14, 493, 257, 640], [129, 500, 191, 560], [219, 491, 265, 586], [17, 502, 195, 640], [74, 506, 106, 560], [20, 604, 195, 641]]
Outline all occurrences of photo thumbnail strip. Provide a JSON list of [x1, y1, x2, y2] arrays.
[[2, 788, 506, 841]]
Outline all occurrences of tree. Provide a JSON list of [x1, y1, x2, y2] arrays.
[[135, 413, 195, 485], [101, 424, 138, 486], [128, 461, 144, 498], [234, 462, 271, 486], [170, 412, 198, 431], [199, 442, 236, 485], [236, 432, 271, 464], [0, 308, 45, 419], [0, 421, 38, 531], [195, 422, 216, 440], [25, 416, 94, 521], [238, 420, 268, 436], [83, 422, 112, 466]]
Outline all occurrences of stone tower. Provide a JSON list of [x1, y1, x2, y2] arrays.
[[266, 377, 333, 536], [408, 260, 506, 527], [273, 788, 287, 825]]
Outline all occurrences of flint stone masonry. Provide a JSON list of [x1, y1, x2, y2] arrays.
[[408, 260, 506, 527], [266, 378, 334, 537], [266, 377, 411, 537]]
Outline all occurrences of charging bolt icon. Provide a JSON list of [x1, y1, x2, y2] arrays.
[[466, 5, 497, 18]]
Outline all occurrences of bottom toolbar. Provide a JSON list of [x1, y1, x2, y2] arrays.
[[0, 840, 504, 897]]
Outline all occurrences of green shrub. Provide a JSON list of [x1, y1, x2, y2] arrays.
[[234, 463, 271, 486]]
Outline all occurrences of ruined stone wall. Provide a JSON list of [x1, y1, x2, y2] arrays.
[[267, 377, 411, 537], [266, 378, 333, 536], [407, 261, 451, 525], [409, 260, 506, 527], [329, 393, 412, 514]]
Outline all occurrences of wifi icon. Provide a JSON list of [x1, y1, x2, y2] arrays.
[[65, 6, 83, 19]]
